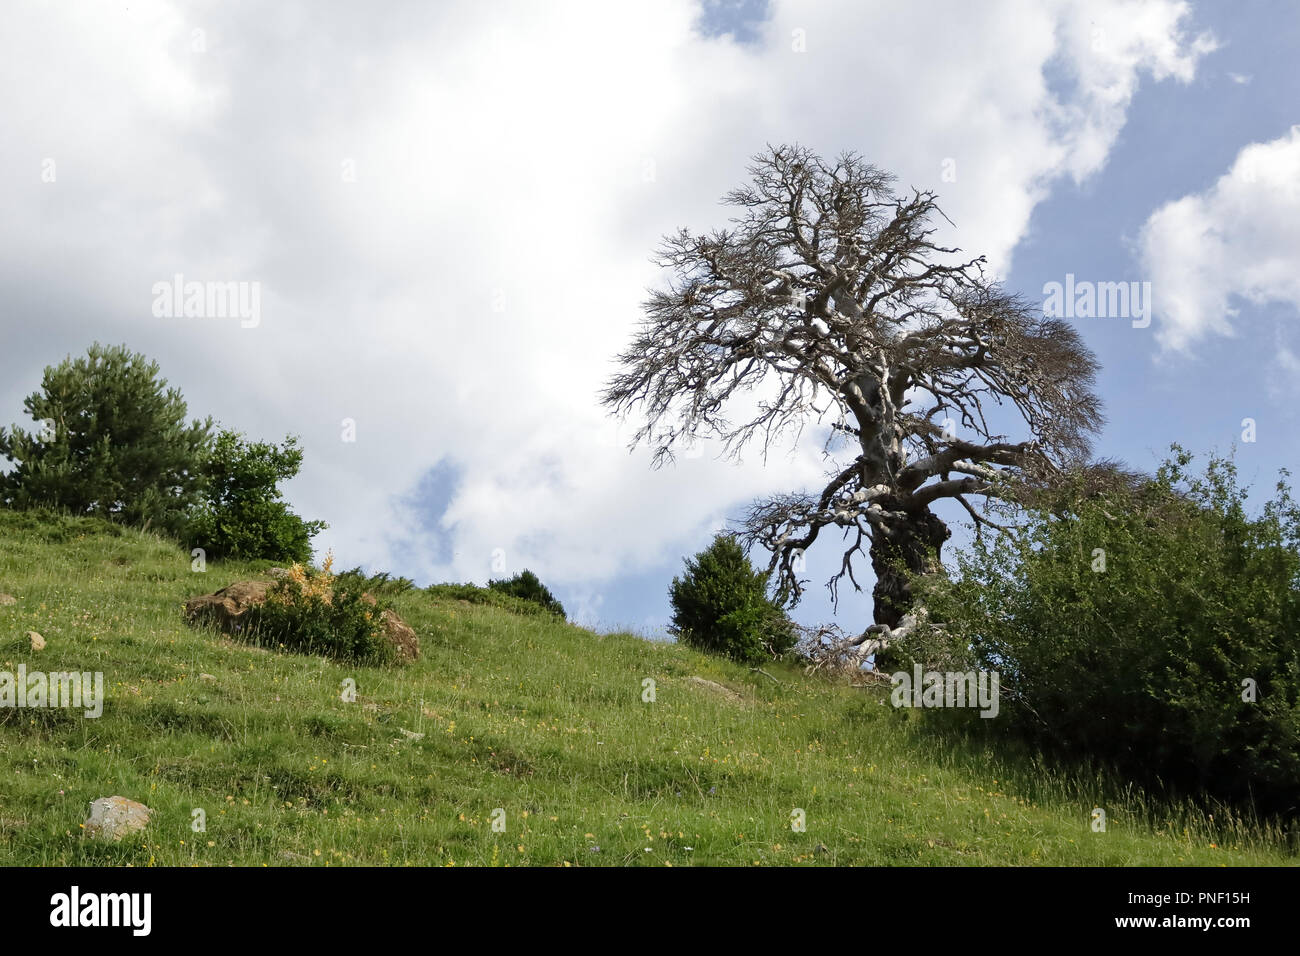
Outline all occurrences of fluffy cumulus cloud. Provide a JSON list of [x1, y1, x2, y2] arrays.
[[1140, 124, 1300, 353], [0, 0, 1213, 625]]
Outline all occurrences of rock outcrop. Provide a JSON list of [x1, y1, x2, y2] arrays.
[[379, 609, 419, 663], [684, 676, 747, 704], [183, 580, 270, 632]]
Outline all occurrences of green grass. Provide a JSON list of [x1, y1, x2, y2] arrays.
[[0, 509, 1293, 866]]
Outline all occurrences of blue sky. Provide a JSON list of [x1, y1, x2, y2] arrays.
[[1011, 2, 1300, 515], [1, 0, 1296, 639]]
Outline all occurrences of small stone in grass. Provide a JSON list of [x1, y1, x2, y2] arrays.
[[84, 796, 151, 841]]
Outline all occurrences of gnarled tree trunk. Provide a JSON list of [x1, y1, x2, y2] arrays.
[[870, 504, 949, 629]]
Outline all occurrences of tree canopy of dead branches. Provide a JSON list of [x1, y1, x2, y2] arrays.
[[603, 145, 1105, 652]]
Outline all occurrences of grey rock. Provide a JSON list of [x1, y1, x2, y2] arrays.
[[84, 796, 151, 841]]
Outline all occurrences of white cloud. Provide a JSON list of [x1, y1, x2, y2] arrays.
[[0, 0, 1214, 624], [1140, 125, 1300, 353], [1044, 0, 1217, 181]]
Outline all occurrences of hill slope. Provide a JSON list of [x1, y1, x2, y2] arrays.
[[0, 510, 1291, 866]]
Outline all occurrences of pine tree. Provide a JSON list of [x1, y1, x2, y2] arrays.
[[0, 343, 212, 534], [669, 533, 796, 663]]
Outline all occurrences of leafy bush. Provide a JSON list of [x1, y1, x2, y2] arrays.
[[426, 582, 559, 618], [336, 566, 416, 596], [186, 430, 325, 563], [922, 448, 1300, 817], [669, 533, 797, 664], [243, 554, 394, 664], [487, 569, 566, 618], [0, 343, 211, 535]]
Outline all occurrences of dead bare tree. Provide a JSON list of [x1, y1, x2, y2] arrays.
[[602, 145, 1104, 662]]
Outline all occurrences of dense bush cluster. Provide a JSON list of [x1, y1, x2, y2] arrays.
[[243, 555, 394, 664], [427, 580, 562, 618], [918, 450, 1300, 817], [335, 566, 417, 595], [669, 533, 796, 665], [488, 569, 566, 618]]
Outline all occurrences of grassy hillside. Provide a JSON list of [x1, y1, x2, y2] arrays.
[[0, 510, 1292, 866]]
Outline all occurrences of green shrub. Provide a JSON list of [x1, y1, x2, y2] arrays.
[[242, 556, 394, 665], [669, 533, 797, 664], [186, 430, 325, 563], [426, 582, 558, 618], [923, 448, 1300, 817], [336, 566, 416, 596], [487, 569, 566, 618]]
